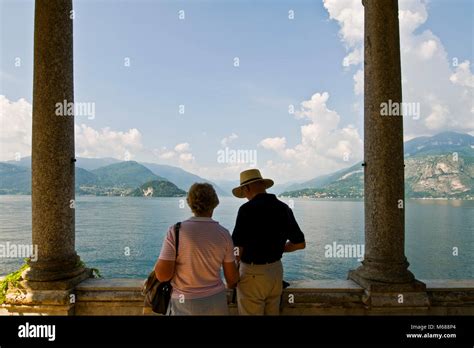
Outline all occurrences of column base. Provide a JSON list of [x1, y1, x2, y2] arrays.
[[24, 254, 86, 282], [348, 268, 430, 309], [3, 267, 92, 316], [349, 257, 417, 284]]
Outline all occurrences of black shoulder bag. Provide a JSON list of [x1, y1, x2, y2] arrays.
[[143, 222, 181, 314]]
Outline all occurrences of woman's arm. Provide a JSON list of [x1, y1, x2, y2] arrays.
[[223, 261, 239, 289], [154, 259, 175, 282]]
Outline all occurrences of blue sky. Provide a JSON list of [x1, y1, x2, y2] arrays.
[[1, 0, 473, 183]]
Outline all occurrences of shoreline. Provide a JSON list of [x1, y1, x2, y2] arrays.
[[1, 194, 472, 201]]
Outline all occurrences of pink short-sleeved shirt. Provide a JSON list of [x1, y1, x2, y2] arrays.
[[159, 217, 235, 299]]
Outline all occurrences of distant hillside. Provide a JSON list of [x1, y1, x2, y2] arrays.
[[215, 179, 302, 196], [281, 163, 364, 199], [405, 131, 474, 157], [405, 153, 473, 198], [0, 163, 31, 194], [75, 157, 122, 171], [0, 161, 183, 197], [3, 132, 472, 199], [5, 156, 227, 196], [283, 163, 363, 193], [91, 161, 165, 188], [6, 156, 122, 171], [128, 180, 186, 197], [141, 162, 228, 196], [76, 167, 99, 186], [281, 132, 474, 199]]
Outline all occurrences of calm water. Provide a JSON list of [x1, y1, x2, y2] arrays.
[[0, 196, 472, 283]]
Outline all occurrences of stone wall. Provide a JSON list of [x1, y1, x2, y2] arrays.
[[66, 279, 474, 316], [2, 277, 472, 316]]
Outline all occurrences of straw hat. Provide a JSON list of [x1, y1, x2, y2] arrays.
[[232, 169, 274, 198]]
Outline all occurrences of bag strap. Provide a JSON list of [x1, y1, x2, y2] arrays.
[[174, 222, 181, 258]]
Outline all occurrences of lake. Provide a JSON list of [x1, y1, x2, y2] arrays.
[[0, 195, 472, 283]]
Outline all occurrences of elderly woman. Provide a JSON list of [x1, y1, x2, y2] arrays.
[[155, 183, 239, 315]]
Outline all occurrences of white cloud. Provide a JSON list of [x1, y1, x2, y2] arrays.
[[0, 95, 145, 161], [174, 142, 190, 153], [323, 0, 474, 136], [179, 152, 195, 163], [259, 137, 286, 152], [424, 103, 449, 130], [323, 0, 364, 52], [343, 47, 363, 67], [353, 69, 363, 95], [154, 142, 195, 165], [259, 92, 363, 182], [450, 61, 474, 88], [418, 39, 438, 60], [75, 124, 143, 160], [161, 152, 175, 159], [0, 95, 32, 161], [220, 133, 238, 147]]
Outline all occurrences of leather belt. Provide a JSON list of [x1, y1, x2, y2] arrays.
[[243, 259, 279, 265]]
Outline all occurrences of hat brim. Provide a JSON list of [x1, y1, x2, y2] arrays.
[[232, 178, 274, 198]]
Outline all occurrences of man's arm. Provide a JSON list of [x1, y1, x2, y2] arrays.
[[232, 206, 247, 261], [285, 207, 306, 253], [284, 241, 306, 253]]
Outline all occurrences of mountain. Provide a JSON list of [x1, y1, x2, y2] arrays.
[[6, 156, 122, 171], [404, 153, 473, 198], [0, 161, 179, 197], [281, 132, 474, 199], [3, 133, 472, 198], [75, 157, 121, 171], [76, 167, 99, 186], [214, 179, 299, 196], [91, 161, 165, 188], [213, 180, 238, 195], [283, 164, 363, 193], [4, 157, 32, 168], [128, 180, 186, 197], [405, 131, 474, 157], [140, 162, 228, 196], [75, 167, 100, 195], [0, 163, 31, 194], [6, 156, 228, 196], [281, 163, 364, 199], [403, 132, 473, 198]]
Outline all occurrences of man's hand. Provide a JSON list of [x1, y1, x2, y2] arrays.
[[284, 241, 306, 253]]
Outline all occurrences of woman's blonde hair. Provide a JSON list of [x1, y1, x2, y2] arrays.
[[187, 183, 219, 215]]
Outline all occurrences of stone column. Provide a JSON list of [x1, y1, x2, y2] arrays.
[[4, 0, 90, 315], [348, 0, 427, 307], [25, 0, 86, 284]]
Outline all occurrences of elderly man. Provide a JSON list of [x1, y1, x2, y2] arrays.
[[232, 169, 306, 315]]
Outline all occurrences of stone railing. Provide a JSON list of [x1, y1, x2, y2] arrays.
[[66, 279, 474, 316]]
